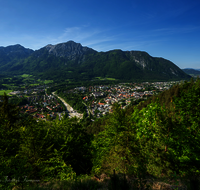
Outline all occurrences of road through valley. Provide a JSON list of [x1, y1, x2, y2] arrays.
[[52, 92, 83, 119]]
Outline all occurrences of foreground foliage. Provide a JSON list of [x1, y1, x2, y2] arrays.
[[0, 78, 200, 189]]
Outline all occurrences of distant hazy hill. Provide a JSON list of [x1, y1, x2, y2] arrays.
[[182, 68, 200, 75], [0, 41, 190, 81]]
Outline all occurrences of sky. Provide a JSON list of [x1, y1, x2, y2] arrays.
[[0, 0, 200, 69]]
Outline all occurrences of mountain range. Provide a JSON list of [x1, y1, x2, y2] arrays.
[[182, 68, 200, 75], [183, 68, 200, 71], [0, 41, 190, 81]]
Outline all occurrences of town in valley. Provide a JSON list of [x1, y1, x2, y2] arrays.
[[0, 74, 181, 121]]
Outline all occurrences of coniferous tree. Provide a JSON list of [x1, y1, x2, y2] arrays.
[[0, 93, 28, 188]]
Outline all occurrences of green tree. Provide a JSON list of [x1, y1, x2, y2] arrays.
[[130, 79, 200, 179], [0, 93, 30, 189], [172, 79, 200, 178], [52, 118, 93, 175], [92, 103, 146, 177]]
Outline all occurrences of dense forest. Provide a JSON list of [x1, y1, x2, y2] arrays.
[[0, 78, 200, 189]]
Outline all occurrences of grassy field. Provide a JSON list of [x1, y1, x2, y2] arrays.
[[95, 77, 116, 80], [0, 90, 13, 95], [106, 77, 116, 80], [21, 74, 33, 78], [30, 84, 40, 86], [1, 84, 17, 89], [44, 80, 53, 84], [37, 79, 53, 84]]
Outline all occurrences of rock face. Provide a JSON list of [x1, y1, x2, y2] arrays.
[[44, 41, 96, 60], [126, 50, 186, 77], [128, 51, 152, 69]]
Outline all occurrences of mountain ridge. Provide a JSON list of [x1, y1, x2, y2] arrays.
[[182, 68, 200, 75], [0, 41, 191, 81], [44, 41, 97, 60]]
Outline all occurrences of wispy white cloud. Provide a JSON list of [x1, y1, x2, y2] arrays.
[[52, 25, 167, 52], [1, 26, 113, 50], [152, 26, 200, 35], [60, 26, 116, 45]]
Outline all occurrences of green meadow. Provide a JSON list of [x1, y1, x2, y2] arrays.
[[95, 77, 116, 80], [106, 77, 116, 80], [21, 74, 33, 78], [0, 90, 13, 95], [44, 80, 54, 84]]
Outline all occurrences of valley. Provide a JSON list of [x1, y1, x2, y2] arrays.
[[0, 74, 182, 121]]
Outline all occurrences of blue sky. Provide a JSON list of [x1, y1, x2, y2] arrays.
[[0, 0, 200, 69]]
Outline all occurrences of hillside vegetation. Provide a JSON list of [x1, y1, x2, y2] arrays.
[[0, 78, 199, 189]]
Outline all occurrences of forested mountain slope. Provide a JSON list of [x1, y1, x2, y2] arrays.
[[0, 44, 34, 71]]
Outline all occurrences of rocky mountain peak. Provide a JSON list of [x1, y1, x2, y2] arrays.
[[44, 41, 96, 60]]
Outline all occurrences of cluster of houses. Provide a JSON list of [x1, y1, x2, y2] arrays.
[[81, 81, 180, 117], [19, 94, 64, 120]]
